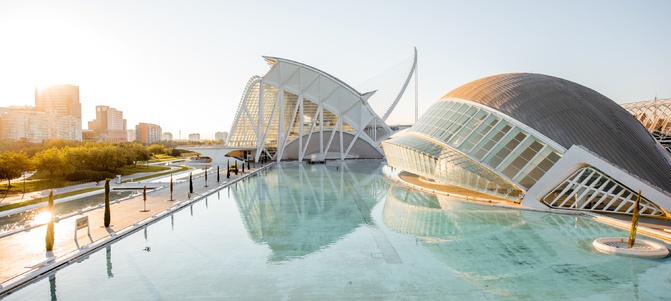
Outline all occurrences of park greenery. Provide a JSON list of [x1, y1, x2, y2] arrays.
[[0, 139, 193, 194]]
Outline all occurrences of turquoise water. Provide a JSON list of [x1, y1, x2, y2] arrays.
[[2, 161, 670, 300]]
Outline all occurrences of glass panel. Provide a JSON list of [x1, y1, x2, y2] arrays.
[[449, 110, 487, 146], [460, 115, 500, 154], [471, 123, 511, 160], [484, 130, 526, 168]]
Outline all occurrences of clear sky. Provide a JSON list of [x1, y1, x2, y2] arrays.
[[1, 0, 669, 140]]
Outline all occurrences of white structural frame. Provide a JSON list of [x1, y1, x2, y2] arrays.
[[228, 56, 411, 162], [524, 145, 671, 217]]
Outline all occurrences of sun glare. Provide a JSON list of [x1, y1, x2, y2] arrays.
[[32, 211, 53, 225]]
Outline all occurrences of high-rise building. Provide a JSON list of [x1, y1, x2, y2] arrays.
[[162, 132, 173, 141], [87, 105, 127, 143], [214, 131, 228, 142], [188, 133, 200, 141], [127, 129, 136, 142], [0, 106, 80, 142], [135, 123, 162, 144], [35, 84, 82, 140]]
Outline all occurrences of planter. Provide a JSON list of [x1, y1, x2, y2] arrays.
[[593, 237, 669, 258]]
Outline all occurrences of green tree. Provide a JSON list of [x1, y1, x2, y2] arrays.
[[0, 152, 32, 188], [45, 190, 55, 251], [147, 144, 166, 156], [64, 146, 90, 170], [43, 138, 78, 150], [33, 147, 73, 180], [128, 143, 150, 167], [104, 178, 111, 227], [111, 147, 130, 171]]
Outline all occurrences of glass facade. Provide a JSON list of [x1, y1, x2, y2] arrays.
[[383, 99, 563, 202]]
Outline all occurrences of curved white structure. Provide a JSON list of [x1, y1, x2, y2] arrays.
[[383, 73, 671, 218], [227, 55, 415, 162]]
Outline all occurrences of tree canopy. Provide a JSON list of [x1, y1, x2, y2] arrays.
[[0, 152, 32, 187]]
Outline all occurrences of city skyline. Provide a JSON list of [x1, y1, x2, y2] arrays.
[[1, 1, 670, 140]]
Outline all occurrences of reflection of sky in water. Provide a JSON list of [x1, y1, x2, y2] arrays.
[[3, 162, 671, 300], [383, 186, 671, 299], [0, 191, 134, 233]]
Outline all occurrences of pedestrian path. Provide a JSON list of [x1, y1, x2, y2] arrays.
[[0, 164, 269, 294]]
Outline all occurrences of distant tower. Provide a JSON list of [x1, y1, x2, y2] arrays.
[[136, 123, 162, 144], [88, 105, 127, 143], [35, 84, 82, 140]]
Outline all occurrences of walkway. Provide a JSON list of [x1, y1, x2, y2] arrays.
[[0, 163, 267, 294]]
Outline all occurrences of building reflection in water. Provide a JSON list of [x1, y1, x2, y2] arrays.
[[382, 186, 667, 298], [233, 161, 388, 262]]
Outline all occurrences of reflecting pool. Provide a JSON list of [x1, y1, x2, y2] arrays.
[[2, 161, 670, 300], [0, 191, 134, 234]]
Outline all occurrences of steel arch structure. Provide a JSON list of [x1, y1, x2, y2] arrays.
[[227, 56, 412, 162], [621, 98, 671, 140]]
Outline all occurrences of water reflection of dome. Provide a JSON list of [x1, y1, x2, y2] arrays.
[[234, 161, 386, 261], [382, 187, 666, 298], [382, 186, 525, 240]]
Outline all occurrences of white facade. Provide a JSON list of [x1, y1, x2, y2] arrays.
[[34, 84, 82, 141], [188, 133, 200, 141], [228, 56, 415, 162], [127, 129, 136, 142], [88, 105, 127, 143], [214, 131, 228, 142], [0, 106, 80, 142]]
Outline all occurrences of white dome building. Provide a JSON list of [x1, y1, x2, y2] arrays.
[[382, 73, 671, 218]]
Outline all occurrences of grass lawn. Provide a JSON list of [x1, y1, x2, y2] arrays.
[[1, 165, 171, 194]]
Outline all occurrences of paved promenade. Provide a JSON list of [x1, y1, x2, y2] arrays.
[[0, 164, 266, 294]]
